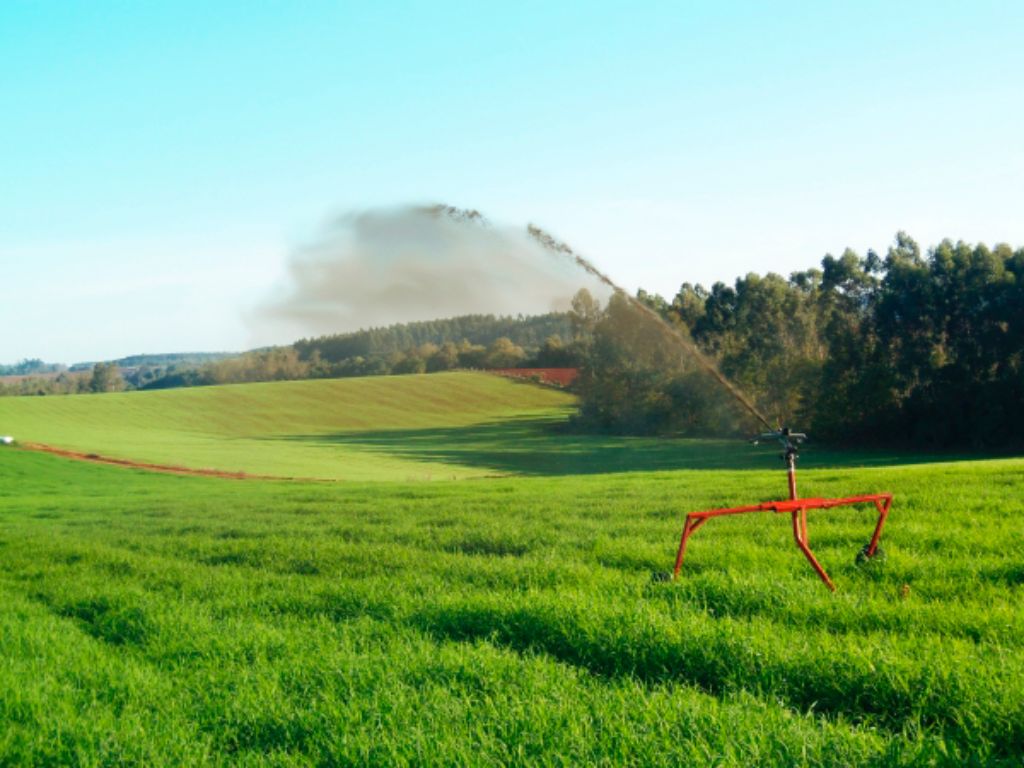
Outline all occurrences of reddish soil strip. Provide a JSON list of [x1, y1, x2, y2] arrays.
[[491, 368, 579, 387], [17, 442, 329, 482]]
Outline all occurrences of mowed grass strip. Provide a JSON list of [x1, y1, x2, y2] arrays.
[[0, 448, 1022, 765], [0, 373, 575, 481]]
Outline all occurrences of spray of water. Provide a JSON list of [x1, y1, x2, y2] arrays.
[[255, 205, 593, 340], [256, 201, 772, 430], [527, 224, 775, 431]]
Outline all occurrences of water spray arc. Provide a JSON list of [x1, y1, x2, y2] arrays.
[[529, 225, 892, 590], [528, 225, 774, 431]]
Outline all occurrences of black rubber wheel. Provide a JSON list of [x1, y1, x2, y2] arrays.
[[855, 544, 886, 565]]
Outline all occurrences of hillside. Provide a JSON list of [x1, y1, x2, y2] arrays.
[[0, 372, 575, 481]]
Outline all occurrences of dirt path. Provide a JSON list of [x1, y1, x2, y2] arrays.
[[17, 442, 330, 482]]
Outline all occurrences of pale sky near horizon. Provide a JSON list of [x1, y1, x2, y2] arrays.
[[2, 1, 1022, 363]]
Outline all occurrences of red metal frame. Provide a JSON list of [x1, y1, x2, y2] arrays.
[[673, 462, 892, 591]]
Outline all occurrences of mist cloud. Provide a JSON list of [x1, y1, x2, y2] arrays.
[[256, 204, 602, 339]]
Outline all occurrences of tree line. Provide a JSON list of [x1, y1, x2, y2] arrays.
[[141, 314, 582, 389], [144, 335, 580, 389], [0, 363, 124, 397], [1, 314, 582, 396], [0, 359, 65, 377], [291, 314, 575, 365], [573, 233, 1024, 448]]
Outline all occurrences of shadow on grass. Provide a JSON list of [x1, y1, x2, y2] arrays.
[[269, 418, 1000, 477]]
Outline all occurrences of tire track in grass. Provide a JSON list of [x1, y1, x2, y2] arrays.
[[17, 442, 330, 482]]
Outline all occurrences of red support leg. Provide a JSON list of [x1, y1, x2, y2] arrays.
[[673, 515, 709, 578], [866, 497, 891, 557], [791, 508, 836, 591]]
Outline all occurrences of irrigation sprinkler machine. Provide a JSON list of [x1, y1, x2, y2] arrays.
[[525, 229, 892, 591], [672, 427, 892, 591]]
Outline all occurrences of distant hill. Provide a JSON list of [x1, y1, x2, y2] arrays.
[[293, 313, 573, 362], [69, 352, 236, 371], [0, 359, 65, 377], [0, 371, 575, 481], [140, 313, 581, 391], [5, 313, 580, 395]]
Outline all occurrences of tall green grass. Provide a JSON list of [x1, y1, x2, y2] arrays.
[[1, 447, 1022, 765]]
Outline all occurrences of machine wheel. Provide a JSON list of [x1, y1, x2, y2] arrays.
[[855, 544, 886, 565]]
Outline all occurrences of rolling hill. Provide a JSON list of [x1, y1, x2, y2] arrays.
[[0, 372, 575, 481]]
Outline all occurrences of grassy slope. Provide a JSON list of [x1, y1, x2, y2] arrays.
[[0, 372, 1001, 482], [0, 448, 1023, 765], [0, 373, 576, 481]]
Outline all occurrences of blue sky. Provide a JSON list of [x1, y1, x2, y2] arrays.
[[2, 1, 1022, 362]]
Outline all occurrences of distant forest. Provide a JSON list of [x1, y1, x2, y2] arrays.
[[573, 233, 1024, 448], [5, 233, 1022, 448], [0, 314, 583, 396], [141, 314, 580, 390], [0, 353, 236, 396], [0, 359, 65, 377], [293, 314, 573, 363]]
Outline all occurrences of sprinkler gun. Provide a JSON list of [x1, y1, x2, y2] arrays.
[[752, 426, 807, 469], [752, 427, 807, 499], [673, 426, 892, 591], [751, 426, 806, 453]]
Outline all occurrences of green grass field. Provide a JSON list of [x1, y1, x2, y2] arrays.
[[0, 372, 985, 481], [1, 374, 1023, 765], [0, 373, 580, 481]]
